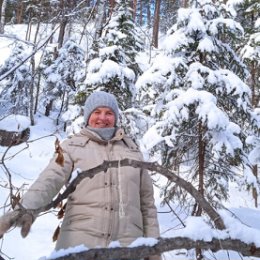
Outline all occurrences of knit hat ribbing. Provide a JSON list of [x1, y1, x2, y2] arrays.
[[84, 91, 119, 125]]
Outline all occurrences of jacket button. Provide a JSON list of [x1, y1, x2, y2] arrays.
[[105, 182, 108, 185], [110, 208, 114, 211]]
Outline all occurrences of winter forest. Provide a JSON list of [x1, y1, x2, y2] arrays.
[[0, 0, 260, 259]]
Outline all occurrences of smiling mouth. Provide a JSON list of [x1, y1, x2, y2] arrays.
[[96, 122, 109, 127]]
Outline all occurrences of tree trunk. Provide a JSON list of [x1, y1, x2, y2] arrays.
[[94, 0, 107, 40], [250, 62, 258, 107], [195, 121, 206, 260], [182, 0, 189, 8], [16, 0, 24, 24], [197, 121, 205, 216], [50, 23, 56, 44], [56, 90, 66, 125], [132, 0, 137, 21], [0, 0, 7, 33], [152, 0, 161, 48], [33, 21, 41, 44], [252, 165, 258, 208], [58, 0, 68, 49], [109, 0, 116, 15], [147, 0, 151, 29], [25, 18, 33, 41], [29, 55, 35, 126], [34, 73, 41, 114], [139, 0, 143, 26], [45, 99, 54, 116], [249, 62, 259, 207], [63, 93, 70, 131], [58, 18, 68, 49]]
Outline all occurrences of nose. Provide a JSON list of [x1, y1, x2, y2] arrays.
[[98, 112, 111, 123], [99, 112, 107, 120]]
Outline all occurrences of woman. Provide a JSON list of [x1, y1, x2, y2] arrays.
[[0, 91, 161, 260]]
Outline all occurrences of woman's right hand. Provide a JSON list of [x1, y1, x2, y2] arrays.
[[0, 209, 35, 238]]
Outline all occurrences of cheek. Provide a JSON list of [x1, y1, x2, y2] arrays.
[[88, 115, 97, 125], [110, 116, 116, 122], [107, 115, 116, 125]]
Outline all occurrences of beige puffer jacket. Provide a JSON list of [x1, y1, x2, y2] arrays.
[[21, 128, 161, 258]]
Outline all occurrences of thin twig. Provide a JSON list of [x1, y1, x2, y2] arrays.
[[0, 25, 60, 82]]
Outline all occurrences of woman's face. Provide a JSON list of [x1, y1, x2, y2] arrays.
[[88, 107, 116, 128]]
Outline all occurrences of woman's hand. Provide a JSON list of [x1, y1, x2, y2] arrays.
[[0, 209, 35, 238]]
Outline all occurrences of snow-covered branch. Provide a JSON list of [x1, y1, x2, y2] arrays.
[[1, 159, 260, 259], [48, 237, 260, 260]]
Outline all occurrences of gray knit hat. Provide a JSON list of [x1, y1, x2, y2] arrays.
[[84, 91, 119, 125]]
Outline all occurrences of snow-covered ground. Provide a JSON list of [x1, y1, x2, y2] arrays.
[[0, 114, 260, 260]]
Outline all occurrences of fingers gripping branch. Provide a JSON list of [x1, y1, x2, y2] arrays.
[[0, 209, 35, 238], [16, 212, 35, 237], [0, 210, 20, 238]]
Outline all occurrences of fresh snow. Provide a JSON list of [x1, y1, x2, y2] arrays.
[[0, 112, 260, 260], [0, 115, 30, 132], [0, 18, 260, 260]]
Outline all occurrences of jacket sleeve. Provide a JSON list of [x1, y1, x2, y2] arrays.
[[21, 140, 74, 210], [140, 169, 160, 238]]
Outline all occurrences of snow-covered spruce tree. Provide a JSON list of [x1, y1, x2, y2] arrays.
[[227, 0, 260, 206], [227, 0, 260, 107], [41, 39, 85, 125], [84, 0, 143, 110], [241, 27, 260, 106], [0, 43, 32, 118], [136, 0, 256, 212]]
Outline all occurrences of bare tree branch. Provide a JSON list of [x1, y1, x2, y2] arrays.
[[34, 158, 225, 229], [0, 158, 226, 243], [0, 34, 35, 46]]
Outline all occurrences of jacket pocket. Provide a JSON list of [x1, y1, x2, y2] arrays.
[[134, 223, 143, 232], [121, 149, 142, 161], [127, 212, 144, 237]]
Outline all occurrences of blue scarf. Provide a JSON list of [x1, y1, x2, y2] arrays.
[[87, 126, 116, 141]]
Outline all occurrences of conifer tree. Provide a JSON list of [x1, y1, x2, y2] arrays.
[[41, 39, 85, 123], [84, 0, 143, 110], [228, 0, 260, 107], [136, 0, 257, 211], [0, 43, 32, 118], [229, 0, 260, 206]]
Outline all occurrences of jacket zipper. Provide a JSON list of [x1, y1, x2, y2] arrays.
[[106, 141, 115, 244], [118, 159, 125, 218]]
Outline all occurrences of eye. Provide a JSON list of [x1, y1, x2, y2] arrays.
[[106, 111, 114, 116]]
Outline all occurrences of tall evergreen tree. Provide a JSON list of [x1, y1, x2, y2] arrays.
[[229, 0, 260, 206], [228, 0, 260, 107], [41, 39, 85, 123], [84, 0, 143, 110], [136, 0, 257, 212], [0, 43, 32, 118]]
